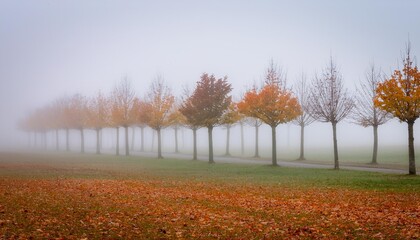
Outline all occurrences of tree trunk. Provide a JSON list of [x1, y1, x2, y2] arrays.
[[408, 121, 416, 175], [116, 127, 120, 156], [157, 128, 163, 159], [125, 126, 129, 156], [99, 129, 102, 150], [254, 124, 260, 158], [240, 123, 244, 156], [298, 124, 305, 160], [225, 126, 231, 156], [151, 130, 155, 151], [140, 127, 145, 152], [193, 128, 197, 160], [271, 125, 277, 166], [332, 122, 339, 170], [27, 132, 31, 149], [35, 132, 38, 148], [55, 129, 59, 151], [80, 128, 84, 153], [33, 132, 36, 148], [175, 127, 179, 153], [96, 128, 100, 154], [43, 131, 47, 150], [131, 127, 135, 151], [208, 126, 214, 164], [371, 125, 378, 164], [66, 128, 69, 151]]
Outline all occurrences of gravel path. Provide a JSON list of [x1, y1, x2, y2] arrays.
[[131, 150, 408, 175]]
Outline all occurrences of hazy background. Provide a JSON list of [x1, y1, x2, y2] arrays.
[[1, 0, 419, 157]]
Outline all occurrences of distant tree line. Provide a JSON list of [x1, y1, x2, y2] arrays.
[[20, 44, 420, 175]]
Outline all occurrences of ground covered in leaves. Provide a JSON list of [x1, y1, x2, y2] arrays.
[[0, 153, 419, 239]]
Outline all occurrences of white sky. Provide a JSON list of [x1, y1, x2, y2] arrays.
[[0, 0, 419, 151]]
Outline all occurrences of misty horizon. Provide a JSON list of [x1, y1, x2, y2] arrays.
[[1, 0, 419, 153]]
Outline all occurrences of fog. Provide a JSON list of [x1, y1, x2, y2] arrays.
[[1, 0, 419, 155]]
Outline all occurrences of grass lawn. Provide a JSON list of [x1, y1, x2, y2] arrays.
[[241, 145, 418, 171], [0, 152, 419, 239]]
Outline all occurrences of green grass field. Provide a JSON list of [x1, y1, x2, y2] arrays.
[[217, 144, 417, 171], [1, 152, 418, 191], [0, 152, 419, 239]]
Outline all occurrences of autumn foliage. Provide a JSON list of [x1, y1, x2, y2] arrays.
[[87, 91, 110, 154], [374, 58, 420, 123], [144, 77, 175, 159], [182, 73, 232, 163], [375, 46, 420, 175], [0, 157, 418, 240], [238, 85, 301, 128], [238, 65, 301, 165]]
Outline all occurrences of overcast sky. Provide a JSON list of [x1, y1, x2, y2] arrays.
[[0, 0, 419, 150]]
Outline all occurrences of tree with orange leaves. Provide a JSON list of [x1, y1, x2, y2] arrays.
[[58, 96, 74, 151], [20, 107, 49, 150], [87, 91, 110, 154], [130, 97, 151, 152], [238, 64, 301, 166], [48, 100, 65, 151], [375, 44, 420, 175], [144, 75, 175, 159], [67, 94, 88, 153]]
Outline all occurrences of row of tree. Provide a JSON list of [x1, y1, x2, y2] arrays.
[[20, 45, 419, 175]]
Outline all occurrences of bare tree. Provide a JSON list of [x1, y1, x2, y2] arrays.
[[293, 74, 315, 160], [352, 65, 391, 164], [307, 57, 354, 170]]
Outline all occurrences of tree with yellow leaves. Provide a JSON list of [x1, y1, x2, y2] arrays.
[[145, 75, 175, 159], [375, 44, 420, 175], [110, 77, 136, 156], [130, 97, 150, 152]]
